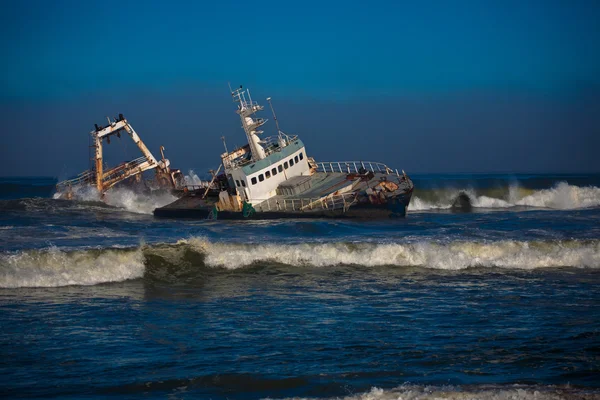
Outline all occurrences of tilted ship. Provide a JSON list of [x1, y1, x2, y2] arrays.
[[55, 114, 185, 199], [154, 86, 414, 219]]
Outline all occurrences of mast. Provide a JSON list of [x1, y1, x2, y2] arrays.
[[231, 86, 268, 162], [267, 97, 286, 148], [94, 132, 103, 192]]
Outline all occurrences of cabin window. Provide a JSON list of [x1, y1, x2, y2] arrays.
[[241, 180, 246, 187], [235, 180, 240, 187], [289, 158, 294, 167], [251, 177, 257, 185], [259, 174, 264, 182], [294, 155, 299, 163], [278, 165, 283, 173], [272, 167, 277, 176], [265, 171, 271, 179], [284, 161, 288, 169], [299, 152, 304, 160]]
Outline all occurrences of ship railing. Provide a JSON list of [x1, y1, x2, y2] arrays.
[[253, 192, 358, 213], [183, 182, 218, 191], [227, 135, 300, 168], [229, 157, 254, 169], [101, 156, 149, 184], [56, 170, 96, 190], [262, 135, 299, 156], [315, 161, 395, 175], [57, 157, 151, 192]]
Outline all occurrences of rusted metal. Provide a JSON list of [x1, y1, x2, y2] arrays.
[[56, 114, 184, 198]]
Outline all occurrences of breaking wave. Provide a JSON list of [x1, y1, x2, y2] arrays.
[[2, 239, 599, 288], [187, 238, 600, 270], [408, 182, 600, 211], [272, 384, 599, 400], [103, 187, 177, 214], [51, 185, 177, 214], [0, 247, 144, 288]]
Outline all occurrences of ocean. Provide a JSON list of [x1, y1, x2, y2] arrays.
[[1, 174, 599, 399]]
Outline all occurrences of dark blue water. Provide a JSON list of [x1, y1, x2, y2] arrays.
[[1, 175, 599, 399]]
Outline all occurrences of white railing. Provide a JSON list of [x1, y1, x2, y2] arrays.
[[252, 192, 358, 213], [102, 156, 148, 183], [56, 170, 96, 189], [262, 135, 296, 156], [183, 182, 218, 192], [315, 161, 394, 175], [228, 135, 300, 168], [56, 156, 150, 191]]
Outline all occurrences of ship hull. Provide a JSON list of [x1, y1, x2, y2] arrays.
[[153, 191, 412, 220]]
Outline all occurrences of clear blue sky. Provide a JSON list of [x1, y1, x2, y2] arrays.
[[1, 0, 599, 176]]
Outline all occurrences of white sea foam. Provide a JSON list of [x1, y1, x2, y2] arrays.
[[0, 247, 145, 288], [185, 238, 600, 270], [54, 185, 176, 214], [269, 385, 597, 400], [408, 183, 600, 211], [407, 196, 453, 211], [515, 182, 600, 209], [103, 186, 177, 214]]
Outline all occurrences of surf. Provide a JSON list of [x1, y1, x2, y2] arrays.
[[2, 239, 599, 288], [409, 182, 600, 211], [0, 246, 145, 288]]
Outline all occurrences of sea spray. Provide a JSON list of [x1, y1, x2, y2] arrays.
[[103, 186, 177, 214], [53, 185, 177, 214], [409, 182, 600, 211]]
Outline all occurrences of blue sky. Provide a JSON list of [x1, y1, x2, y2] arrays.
[[1, 0, 599, 176]]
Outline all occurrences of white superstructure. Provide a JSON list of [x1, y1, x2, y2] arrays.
[[221, 87, 311, 202]]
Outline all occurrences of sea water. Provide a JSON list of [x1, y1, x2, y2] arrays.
[[1, 174, 599, 399]]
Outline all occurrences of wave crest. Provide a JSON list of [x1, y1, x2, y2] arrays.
[[2, 239, 598, 288], [274, 384, 599, 400], [185, 238, 600, 270], [409, 182, 600, 211], [51, 185, 177, 214], [0, 247, 145, 288]]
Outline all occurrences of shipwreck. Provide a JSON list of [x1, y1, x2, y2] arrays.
[[55, 114, 184, 199]]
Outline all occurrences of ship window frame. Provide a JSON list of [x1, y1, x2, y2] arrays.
[[251, 177, 257, 185], [272, 167, 277, 176], [289, 158, 294, 167], [265, 171, 271, 179], [235, 180, 240, 187], [241, 180, 246, 187], [278, 165, 283, 173], [299, 152, 304, 160], [294, 155, 299, 163], [259, 174, 265, 182], [284, 161, 288, 169]]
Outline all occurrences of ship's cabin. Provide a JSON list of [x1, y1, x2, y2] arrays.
[[221, 137, 311, 203]]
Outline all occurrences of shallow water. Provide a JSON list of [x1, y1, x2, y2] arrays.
[[1, 175, 599, 399]]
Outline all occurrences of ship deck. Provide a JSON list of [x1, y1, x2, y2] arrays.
[[252, 171, 403, 212]]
